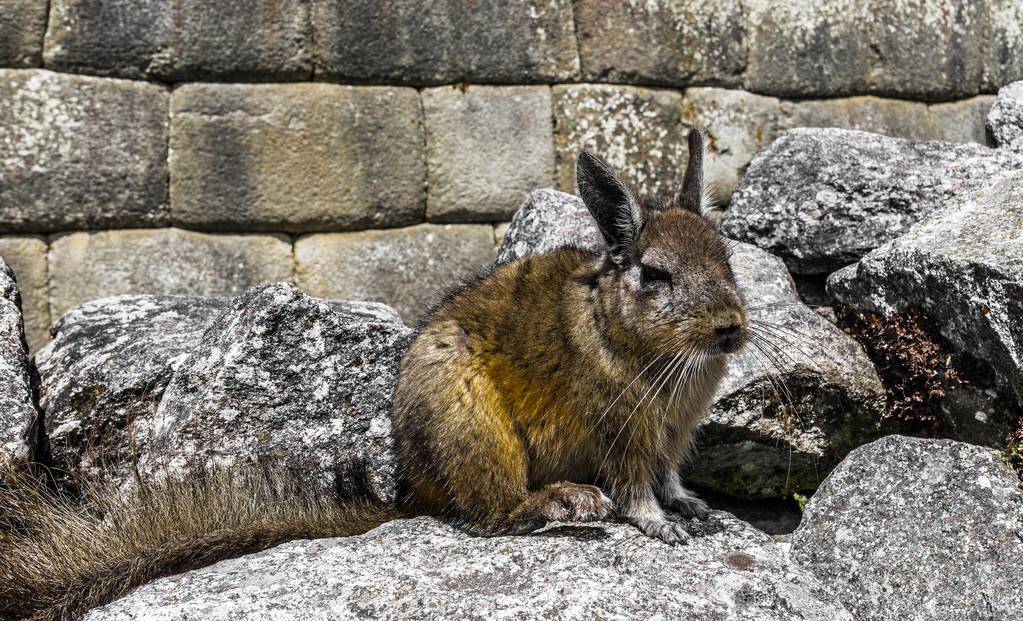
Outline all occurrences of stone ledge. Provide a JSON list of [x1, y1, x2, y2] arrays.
[[170, 83, 425, 233]]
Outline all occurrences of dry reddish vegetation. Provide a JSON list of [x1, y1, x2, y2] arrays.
[[835, 306, 959, 436], [835, 306, 1023, 478]]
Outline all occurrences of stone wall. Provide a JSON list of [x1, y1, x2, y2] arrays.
[[1, 0, 1021, 350]]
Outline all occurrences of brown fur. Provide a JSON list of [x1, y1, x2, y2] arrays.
[[0, 129, 747, 619], [393, 130, 747, 542]]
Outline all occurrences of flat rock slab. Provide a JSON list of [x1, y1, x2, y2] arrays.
[[86, 514, 852, 620], [722, 128, 1023, 274], [791, 435, 1023, 620], [498, 190, 884, 498], [987, 80, 1023, 154], [0, 70, 169, 233], [37, 295, 229, 481], [0, 257, 37, 467], [139, 284, 411, 502], [829, 171, 1023, 407]]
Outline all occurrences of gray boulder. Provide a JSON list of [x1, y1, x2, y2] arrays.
[[37, 295, 229, 481], [829, 171, 1023, 408], [138, 284, 411, 502], [0, 257, 37, 467], [722, 128, 1023, 274], [498, 190, 885, 498], [85, 514, 852, 621], [987, 81, 1023, 154], [791, 435, 1023, 620]]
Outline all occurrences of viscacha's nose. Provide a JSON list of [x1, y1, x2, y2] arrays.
[[715, 324, 743, 353]]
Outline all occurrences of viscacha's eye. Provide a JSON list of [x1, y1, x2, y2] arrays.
[[640, 264, 671, 287]]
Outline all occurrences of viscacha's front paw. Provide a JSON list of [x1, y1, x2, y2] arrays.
[[631, 518, 690, 545], [663, 495, 710, 520]]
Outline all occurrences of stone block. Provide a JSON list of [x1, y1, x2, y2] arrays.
[[553, 84, 690, 200], [44, 0, 312, 81], [744, 0, 984, 100], [295, 224, 496, 324], [0, 0, 47, 67], [575, 0, 746, 87], [170, 83, 425, 233], [930, 96, 997, 144], [0, 70, 168, 232], [423, 85, 554, 223], [48, 229, 294, 320], [313, 0, 578, 84], [0, 236, 49, 352]]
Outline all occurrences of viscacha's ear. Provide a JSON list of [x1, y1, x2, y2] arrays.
[[674, 128, 706, 215], [576, 151, 643, 265]]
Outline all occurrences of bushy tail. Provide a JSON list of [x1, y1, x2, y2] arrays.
[[0, 465, 400, 621]]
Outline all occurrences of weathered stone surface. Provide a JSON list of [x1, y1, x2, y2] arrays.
[[498, 190, 884, 498], [987, 81, 1023, 154], [930, 95, 997, 144], [0, 70, 168, 233], [575, 0, 746, 88], [682, 88, 785, 204], [37, 295, 228, 481], [791, 435, 1023, 620], [553, 85, 690, 199], [48, 229, 293, 320], [0, 258, 37, 467], [744, 0, 984, 100], [423, 85, 554, 223], [0, 236, 49, 352], [782, 96, 938, 141], [722, 128, 1023, 274], [138, 284, 412, 502], [828, 171, 1023, 407], [44, 0, 312, 81], [87, 515, 852, 621], [0, 0, 47, 67], [314, 0, 578, 84], [296, 225, 496, 324], [170, 83, 424, 233], [982, 0, 1023, 92]]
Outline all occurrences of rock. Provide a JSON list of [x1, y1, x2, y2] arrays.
[[48, 229, 294, 320], [791, 435, 1023, 620], [982, 0, 1023, 92], [0, 70, 168, 233], [553, 84, 690, 200], [987, 81, 1023, 154], [0, 236, 49, 351], [496, 189, 602, 265], [138, 284, 412, 502], [44, 0, 312, 81], [36, 295, 228, 481], [574, 0, 746, 88], [828, 171, 1023, 408], [0, 0, 47, 67], [296, 224, 496, 325], [86, 515, 853, 621], [498, 190, 885, 498], [423, 85, 554, 223], [0, 258, 38, 467], [744, 0, 984, 100], [170, 83, 425, 233], [313, 0, 578, 84], [722, 128, 1023, 274], [929, 96, 997, 144]]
